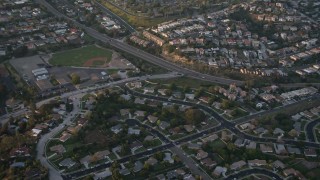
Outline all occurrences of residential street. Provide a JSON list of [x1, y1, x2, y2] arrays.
[[64, 87, 320, 179], [225, 168, 283, 180], [36, 93, 81, 180], [305, 118, 320, 142], [31, 73, 179, 179], [1, 0, 320, 179], [170, 146, 212, 180], [34, 0, 245, 86], [127, 87, 320, 148]]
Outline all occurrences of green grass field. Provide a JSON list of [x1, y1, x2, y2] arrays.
[[49, 45, 113, 67], [151, 77, 215, 88], [100, 0, 181, 28]]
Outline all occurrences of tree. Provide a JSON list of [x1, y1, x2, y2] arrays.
[[0, 83, 7, 102], [274, 113, 292, 131], [194, 87, 205, 98], [27, 117, 35, 130], [120, 143, 129, 156], [221, 99, 234, 109], [184, 108, 205, 125], [170, 118, 179, 127], [208, 86, 217, 94], [183, 85, 190, 93], [165, 89, 172, 96], [18, 121, 27, 133], [154, 151, 164, 161], [70, 73, 80, 85], [208, 97, 216, 105], [111, 161, 122, 180], [66, 102, 74, 112], [245, 80, 254, 90], [226, 142, 236, 152], [13, 45, 28, 57], [82, 175, 94, 180], [163, 44, 175, 53], [29, 101, 36, 114], [143, 162, 150, 171], [168, 83, 177, 90], [230, 108, 241, 117]]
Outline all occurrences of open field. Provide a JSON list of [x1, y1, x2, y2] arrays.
[[99, 0, 182, 28], [49, 45, 113, 67]]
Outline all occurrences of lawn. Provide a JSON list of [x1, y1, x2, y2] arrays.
[[151, 77, 215, 89], [306, 168, 320, 179], [108, 152, 118, 160], [207, 139, 226, 149], [144, 139, 163, 148], [169, 133, 186, 140], [49, 45, 113, 67], [135, 146, 147, 153]]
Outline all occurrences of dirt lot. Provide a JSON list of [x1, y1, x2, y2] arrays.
[[83, 57, 109, 67]]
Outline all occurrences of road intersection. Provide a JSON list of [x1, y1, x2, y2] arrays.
[[2, 0, 317, 179], [35, 0, 244, 86], [1, 73, 320, 179], [61, 85, 320, 179]]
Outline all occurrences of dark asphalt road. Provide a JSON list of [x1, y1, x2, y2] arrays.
[[94, 0, 136, 33], [234, 95, 320, 124], [127, 87, 320, 148], [63, 143, 175, 179], [34, 1, 320, 179], [306, 118, 320, 142], [35, 0, 244, 86], [63, 89, 320, 179], [225, 168, 283, 180]]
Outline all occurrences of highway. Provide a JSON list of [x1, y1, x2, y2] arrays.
[[94, 0, 136, 33], [24, 0, 319, 179], [35, 0, 244, 86]]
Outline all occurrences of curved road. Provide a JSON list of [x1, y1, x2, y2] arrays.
[[127, 87, 320, 148], [305, 118, 320, 142], [126, 119, 213, 180], [226, 168, 283, 180], [64, 88, 320, 179], [32, 73, 178, 180], [35, 0, 244, 86], [233, 94, 320, 124]]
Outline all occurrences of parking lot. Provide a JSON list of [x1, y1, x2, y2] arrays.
[[10, 55, 47, 83], [10, 55, 114, 92]]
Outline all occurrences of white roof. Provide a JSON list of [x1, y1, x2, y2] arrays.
[[94, 168, 112, 180], [32, 128, 42, 136]]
